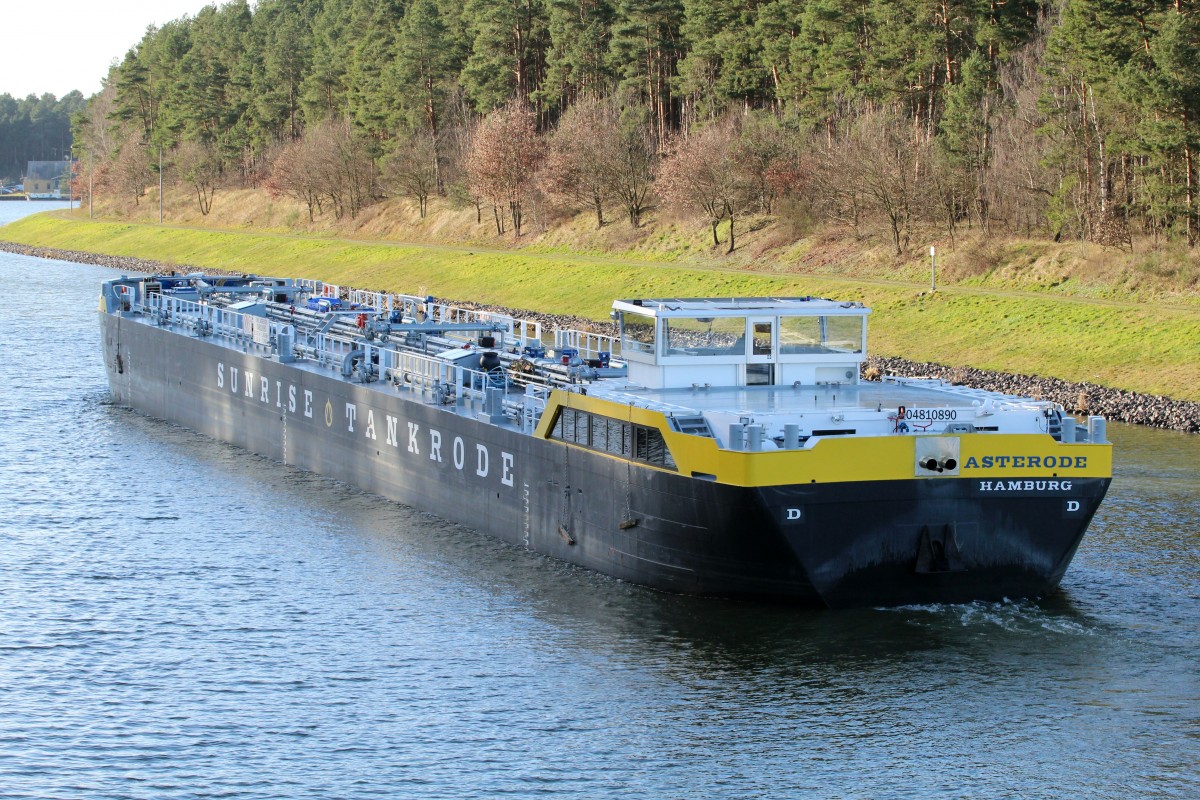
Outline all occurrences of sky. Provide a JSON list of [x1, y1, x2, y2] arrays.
[[1, 0, 224, 99]]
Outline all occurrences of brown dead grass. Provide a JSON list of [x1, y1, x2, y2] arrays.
[[92, 183, 1200, 304]]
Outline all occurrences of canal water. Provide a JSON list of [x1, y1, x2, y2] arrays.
[[1, 204, 1197, 799]]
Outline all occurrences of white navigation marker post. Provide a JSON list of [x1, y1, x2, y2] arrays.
[[930, 245, 937, 292]]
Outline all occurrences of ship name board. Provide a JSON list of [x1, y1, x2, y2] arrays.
[[216, 361, 514, 488], [962, 455, 1087, 470]]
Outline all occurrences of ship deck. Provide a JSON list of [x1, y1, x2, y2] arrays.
[[588, 381, 1028, 416], [130, 307, 1041, 435], [105, 273, 1063, 447]]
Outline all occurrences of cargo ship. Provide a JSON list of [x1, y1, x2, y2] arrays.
[[99, 274, 1112, 608]]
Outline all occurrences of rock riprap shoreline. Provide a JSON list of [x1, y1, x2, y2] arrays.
[[864, 356, 1199, 433], [0, 242, 164, 274], [4, 240, 1195, 433]]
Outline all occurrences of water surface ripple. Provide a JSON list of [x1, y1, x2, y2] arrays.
[[1, 205, 1197, 799]]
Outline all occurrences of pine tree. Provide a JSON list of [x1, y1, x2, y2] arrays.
[[1125, 4, 1200, 245], [783, 0, 870, 133], [607, 0, 683, 143], [1043, 0, 1150, 240], [346, 0, 406, 138], [754, 0, 802, 112], [251, 0, 314, 142], [939, 50, 993, 227], [111, 47, 157, 142], [540, 0, 616, 112], [461, 0, 550, 111], [301, 0, 355, 124], [390, 0, 459, 134], [389, 0, 463, 191], [676, 0, 769, 123]]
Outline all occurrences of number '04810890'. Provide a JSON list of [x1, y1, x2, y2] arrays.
[[902, 408, 957, 421]]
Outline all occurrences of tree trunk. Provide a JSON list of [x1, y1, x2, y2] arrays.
[[726, 211, 735, 254], [424, 77, 443, 196], [1185, 111, 1195, 247], [940, 0, 954, 86], [1087, 84, 1108, 218]]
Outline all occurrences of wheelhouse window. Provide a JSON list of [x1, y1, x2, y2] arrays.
[[620, 312, 657, 354], [779, 316, 822, 354], [550, 407, 676, 470], [823, 315, 864, 353], [779, 315, 864, 354], [663, 316, 746, 357]]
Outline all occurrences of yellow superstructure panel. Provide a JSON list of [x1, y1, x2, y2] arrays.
[[539, 391, 1112, 488]]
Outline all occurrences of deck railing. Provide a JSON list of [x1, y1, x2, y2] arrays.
[[131, 285, 577, 429], [553, 328, 620, 359]]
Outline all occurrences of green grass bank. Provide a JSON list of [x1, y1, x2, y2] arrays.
[[6, 210, 1199, 402]]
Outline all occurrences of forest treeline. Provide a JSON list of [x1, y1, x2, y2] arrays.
[[1, 93, 86, 182], [73, 0, 1199, 249]]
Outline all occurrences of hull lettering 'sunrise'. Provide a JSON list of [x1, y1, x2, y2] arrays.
[[99, 274, 1112, 608]]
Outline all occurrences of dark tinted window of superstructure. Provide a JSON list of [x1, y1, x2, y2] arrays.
[[592, 417, 609, 451], [548, 408, 675, 470], [574, 409, 590, 445], [635, 427, 676, 469], [613, 421, 631, 457]]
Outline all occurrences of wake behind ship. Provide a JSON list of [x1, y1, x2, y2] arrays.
[[99, 274, 1111, 608]]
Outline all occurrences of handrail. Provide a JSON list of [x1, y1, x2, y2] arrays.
[[129, 286, 609, 407], [554, 328, 620, 359]]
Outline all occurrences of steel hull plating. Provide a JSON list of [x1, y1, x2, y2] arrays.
[[101, 314, 1109, 608]]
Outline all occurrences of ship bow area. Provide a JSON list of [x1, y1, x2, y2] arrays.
[[749, 434, 1112, 608], [543, 391, 1112, 608]]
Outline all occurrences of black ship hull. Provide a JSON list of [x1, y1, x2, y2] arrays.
[[101, 313, 1109, 609]]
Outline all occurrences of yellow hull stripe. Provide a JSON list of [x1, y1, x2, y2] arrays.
[[540, 391, 1113, 488]]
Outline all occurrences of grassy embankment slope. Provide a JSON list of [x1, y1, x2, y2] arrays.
[[4, 193, 1199, 402]]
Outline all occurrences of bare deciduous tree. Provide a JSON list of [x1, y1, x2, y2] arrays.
[[657, 115, 755, 252], [263, 120, 377, 221], [733, 112, 790, 215], [602, 108, 657, 229], [265, 134, 325, 222], [174, 140, 222, 215], [112, 137, 152, 206], [466, 101, 543, 236], [322, 120, 378, 219], [383, 129, 439, 218], [816, 110, 928, 255], [540, 97, 616, 228]]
